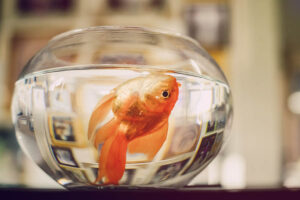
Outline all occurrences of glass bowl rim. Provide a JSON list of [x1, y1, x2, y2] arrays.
[[18, 25, 227, 85], [47, 25, 202, 49]]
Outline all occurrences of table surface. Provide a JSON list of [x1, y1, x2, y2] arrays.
[[1, 185, 300, 200]]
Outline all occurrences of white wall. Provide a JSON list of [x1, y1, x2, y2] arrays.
[[228, 0, 283, 187]]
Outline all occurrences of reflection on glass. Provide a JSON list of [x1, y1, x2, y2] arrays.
[[12, 27, 232, 189]]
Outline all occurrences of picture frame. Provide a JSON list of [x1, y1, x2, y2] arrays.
[[210, 131, 224, 156], [16, 0, 74, 16], [48, 112, 87, 147], [184, 3, 229, 49], [151, 158, 189, 183], [215, 105, 226, 130], [17, 115, 34, 135], [52, 116, 75, 142], [60, 165, 89, 183], [105, 0, 168, 14], [206, 120, 216, 133], [164, 123, 201, 158], [52, 146, 78, 167], [215, 119, 226, 130], [16, 78, 35, 117], [183, 133, 217, 174]]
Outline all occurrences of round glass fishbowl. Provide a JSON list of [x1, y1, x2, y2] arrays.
[[11, 26, 232, 190]]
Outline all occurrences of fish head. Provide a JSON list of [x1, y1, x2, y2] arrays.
[[141, 74, 180, 114]]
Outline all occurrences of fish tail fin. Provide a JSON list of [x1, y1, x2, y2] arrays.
[[95, 131, 128, 185], [93, 134, 115, 184], [128, 121, 168, 160]]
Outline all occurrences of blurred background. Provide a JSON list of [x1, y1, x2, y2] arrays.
[[0, 0, 299, 189]]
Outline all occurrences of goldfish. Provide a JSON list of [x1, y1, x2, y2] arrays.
[[88, 74, 180, 185]]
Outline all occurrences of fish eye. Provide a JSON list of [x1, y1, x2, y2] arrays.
[[162, 90, 170, 98]]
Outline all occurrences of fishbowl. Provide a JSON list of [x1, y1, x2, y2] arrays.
[[11, 26, 232, 189]]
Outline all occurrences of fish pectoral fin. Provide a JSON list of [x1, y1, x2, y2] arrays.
[[88, 92, 115, 140], [96, 131, 128, 185], [93, 118, 120, 148], [128, 121, 168, 160]]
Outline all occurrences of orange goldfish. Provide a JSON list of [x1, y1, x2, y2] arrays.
[[88, 74, 180, 185]]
